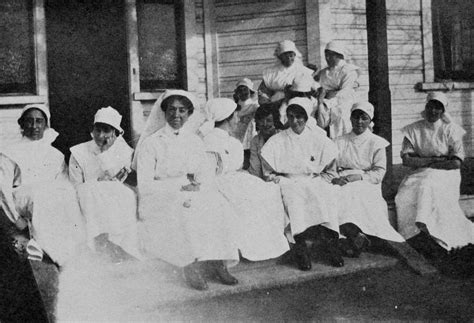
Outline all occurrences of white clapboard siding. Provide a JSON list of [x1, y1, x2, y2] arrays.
[[214, 0, 307, 98]]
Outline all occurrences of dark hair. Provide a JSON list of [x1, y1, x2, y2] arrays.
[[18, 108, 48, 129], [161, 95, 194, 115], [286, 104, 308, 121], [254, 102, 284, 130], [325, 49, 344, 60], [92, 122, 121, 136]]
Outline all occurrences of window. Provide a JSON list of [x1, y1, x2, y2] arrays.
[[432, 0, 474, 81], [137, 0, 185, 91], [0, 0, 36, 95]]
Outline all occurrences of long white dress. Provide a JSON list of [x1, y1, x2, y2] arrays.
[[203, 128, 289, 261], [318, 60, 360, 138], [69, 137, 142, 259], [261, 126, 340, 238], [395, 119, 474, 250], [136, 124, 239, 267], [0, 133, 85, 266], [334, 131, 404, 242]]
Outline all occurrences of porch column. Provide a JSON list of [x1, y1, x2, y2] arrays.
[[366, 0, 393, 196]]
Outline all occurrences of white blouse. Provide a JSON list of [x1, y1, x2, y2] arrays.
[[400, 119, 466, 161], [261, 126, 338, 182], [334, 130, 389, 184]]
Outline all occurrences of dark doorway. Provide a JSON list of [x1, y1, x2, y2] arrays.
[[45, 0, 129, 157]]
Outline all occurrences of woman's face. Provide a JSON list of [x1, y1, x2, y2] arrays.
[[165, 98, 190, 130], [424, 100, 444, 123], [235, 86, 251, 102], [22, 109, 47, 140], [92, 122, 117, 150], [256, 114, 276, 139], [325, 50, 338, 68], [350, 110, 371, 135], [279, 51, 296, 67], [287, 109, 306, 135]]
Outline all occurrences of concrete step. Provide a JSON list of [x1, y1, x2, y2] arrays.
[[54, 250, 399, 321]]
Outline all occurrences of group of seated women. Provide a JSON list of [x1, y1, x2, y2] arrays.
[[1, 49, 473, 292]]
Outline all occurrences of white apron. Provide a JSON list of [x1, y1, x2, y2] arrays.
[[261, 127, 340, 237], [136, 126, 239, 267], [204, 128, 289, 261], [1, 134, 86, 266], [69, 138, 142, 259], [334, 131, 404, 242], [395, 119, 474, 250]]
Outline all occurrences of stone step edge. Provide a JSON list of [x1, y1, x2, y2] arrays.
[[151, 256, 400, 308]]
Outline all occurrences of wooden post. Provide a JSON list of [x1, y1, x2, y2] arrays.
[[365, 0, 393, 199]]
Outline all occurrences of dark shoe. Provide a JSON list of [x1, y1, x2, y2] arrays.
[[184, 262, 208, 291], [326, 241, 344, 267], [209, 261, 238, 285], [294, 242, 312, 271], [339, 238, 358, 258], [348, 232, 371, 258]]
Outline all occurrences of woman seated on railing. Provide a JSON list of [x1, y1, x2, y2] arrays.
[[134, 90, 240, 291], [332, 102, 405, 257], [69, 106, 141, 262], [395, 92, 474, 261], [201, 98, 290, 263], [0, 104, 85, 267]]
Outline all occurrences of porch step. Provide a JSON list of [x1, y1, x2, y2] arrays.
[[54, 250, 398, 321]]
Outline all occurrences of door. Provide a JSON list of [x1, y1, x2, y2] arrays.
[[46, 0, 129, 156]]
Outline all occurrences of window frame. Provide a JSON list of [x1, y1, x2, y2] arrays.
[[0, 0, 48, 106], [420, 0, 474, 91], [135, 0, 187, 91]]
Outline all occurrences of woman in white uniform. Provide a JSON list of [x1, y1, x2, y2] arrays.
[[135, 90, 239, 291], [0, 104, 85, 267], [395, 92, 474, 260], [202, 98, 290, 262], [317, 41, 360, 139], [259, 40, 317, 105], [261, 97, 344, 270], [69, 107, 141, 261], [332, 102, 404, 257]]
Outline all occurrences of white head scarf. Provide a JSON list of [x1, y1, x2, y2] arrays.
[[18, 103, 58, 144], [274, 40, 302, 58], [351, 102, 374, 120], [20, 104, 51, 127], [132, 90, 199, 168], [325, 41, 347, 58], [423, 92, 454, 124], [235, 78, 256, 94], [198, 98, 238, 137], [351, 101, 375, 130], [93, 106, 123, 133], [287, 97, 318, 130]]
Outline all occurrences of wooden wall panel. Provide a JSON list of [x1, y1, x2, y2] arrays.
[[214, 0, 307, 97]]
